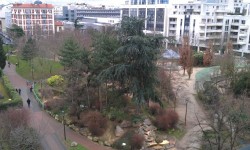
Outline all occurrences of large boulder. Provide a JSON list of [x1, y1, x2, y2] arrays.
[[115, 125, 124, 137]]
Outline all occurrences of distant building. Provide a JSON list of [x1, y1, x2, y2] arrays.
[[63, 3, 121, 22], [55, 20, 64, 32], [11, 0, 55, 36], [0, 4, 12, 32]]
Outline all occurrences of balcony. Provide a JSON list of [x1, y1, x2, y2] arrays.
[[231, 29, 239, 32], [206, 22, 223, 26], [169, 21, 177, 24], [231, 22, 240, 26], [239, 25, 248, 29], [238, 40, 247, 44], [200, 22, 205, 26], [206, 29, 223, 32], [239, 32, 247, 36], [169, 27, 176, 30], [168, 33, 176, 36]]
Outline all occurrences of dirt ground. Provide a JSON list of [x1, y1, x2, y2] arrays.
[[171, 68, 208, 150]]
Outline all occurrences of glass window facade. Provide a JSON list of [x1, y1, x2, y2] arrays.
[[147, 8, 155, 30], [139, 8, 146, 19], [159, 0, 169, 4], [139, 0, 146, 4], [130, 8, 137, 17], [156, 8, 164, 31], [122, 9, 129, 17], [148, 0, 156, 4]]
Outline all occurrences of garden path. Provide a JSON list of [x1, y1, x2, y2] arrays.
[[3, 63, 112, 150], [173, 68, 208, 150]]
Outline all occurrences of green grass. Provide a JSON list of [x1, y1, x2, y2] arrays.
[[3, 45, 13, 54], [8, 56, 64, 80], [65, 139, 88, 150], [167, 128, 186, 140], [0, 80, 11, 102]]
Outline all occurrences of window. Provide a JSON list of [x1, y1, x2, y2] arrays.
[[184, 6, 186, 9], [242, 20, 245, 24], [175, 5, 177, 8]]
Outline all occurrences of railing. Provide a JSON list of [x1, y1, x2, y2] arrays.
[[33, 83, 44, 109]]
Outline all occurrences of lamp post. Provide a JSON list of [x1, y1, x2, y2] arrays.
[[62, 110, 66, 140]]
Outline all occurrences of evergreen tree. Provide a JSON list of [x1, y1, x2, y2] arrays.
[[0, 37, 6, 69], [100, 17, 164, 111], [21, 38, 37, 61], [59, 38, 81, 69], [9, 24, 25, 38]]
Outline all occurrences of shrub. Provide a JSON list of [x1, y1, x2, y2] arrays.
[[131, 133, 145, 150], [233, 71, 250, 96], [155, 109, 179, 131], [0, 75, 22, 109], [5, 108, 30, 128], [44, 98, 65, 112], [104, 107, 127, 122], [193, 52, 204, 66], [47, 75, 64, 87], [0, 68, 2, 77], [149, 101, 161, 115], [85, 111, 108, 136]]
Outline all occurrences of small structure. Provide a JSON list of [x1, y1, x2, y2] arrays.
[[160, 49, 180, 71]]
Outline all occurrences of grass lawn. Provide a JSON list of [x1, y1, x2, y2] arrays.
[[8, 56, 64, 80], [0, 81, 11, 104]]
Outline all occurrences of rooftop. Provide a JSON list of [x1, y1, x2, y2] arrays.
[[12, 3, 53, 9]]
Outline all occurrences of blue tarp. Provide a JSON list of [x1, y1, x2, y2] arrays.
[[162, 49, 180, 59]]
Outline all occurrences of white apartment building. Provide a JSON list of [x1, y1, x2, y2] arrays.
[[122, 0, 250, 56], [11, 1, 55, 37]]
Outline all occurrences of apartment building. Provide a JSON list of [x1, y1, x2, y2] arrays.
[[122, 0, 250, 56], [11, 0, 55, 37], [63, 4, 121, 22]]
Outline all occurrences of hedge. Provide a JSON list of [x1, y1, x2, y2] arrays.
[[0, 75, 22, 110]]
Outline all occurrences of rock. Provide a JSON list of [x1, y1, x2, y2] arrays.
[[70, 141, 78, 147], [69, 124, 75, 129], [104, 141, 111, 147], [159, 140, 169, 145], [151, 145, 164, 150], [87, 136, 93, 140], [120, 120, 132, 128], [147, 141, 158, 147], [93, 137, 99, 142], [115, 125, 124, 137], [144, 119, 152, 126], [55, 115, 59, 121], [98, 141, 104, 145], [146, 137, 154, 142], [72, 126, 79, 132], [80, 128, 89, 136]]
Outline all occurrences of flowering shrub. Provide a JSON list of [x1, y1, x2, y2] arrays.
[[47, 75, 64, 87]]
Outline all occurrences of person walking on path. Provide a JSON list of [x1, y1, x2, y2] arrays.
[[8, 62, 10, 67], [27, 98, 31, 108], [18, 88, 21, 95]]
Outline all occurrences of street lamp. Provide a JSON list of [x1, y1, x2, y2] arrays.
[[62, 110, 66, 140]]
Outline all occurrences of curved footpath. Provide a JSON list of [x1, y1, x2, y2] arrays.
[[3, 64, 112, 150]]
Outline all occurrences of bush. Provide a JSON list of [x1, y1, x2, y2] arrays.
[[104, 107, 127, 122], [44, 98, 65, 112], [0, 75, 22, 109], [193, 52, 204, 66], [149, 101, 161, 115], [47, 75, 64, 87], [4, 108, 30, 128], [154, 109, 179, 131], [131, 134, 145, 150], [85, 111, 108, 136], [233, 71, 250, 96]]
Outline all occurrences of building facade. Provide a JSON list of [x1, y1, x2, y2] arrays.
[[63, 4, 121, 22], [11, 2, 55, 37], [122, 0, 250, 56]]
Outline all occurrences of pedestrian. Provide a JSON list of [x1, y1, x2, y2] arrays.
[[27, 98, 31, 108], [30, 86, 33, 92], [8, 61, 10, 67], [16, 88, 18, 92], [18, 88, 21, 95]]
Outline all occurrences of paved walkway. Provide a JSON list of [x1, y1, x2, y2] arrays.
[[3, 63, 112, 150]]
